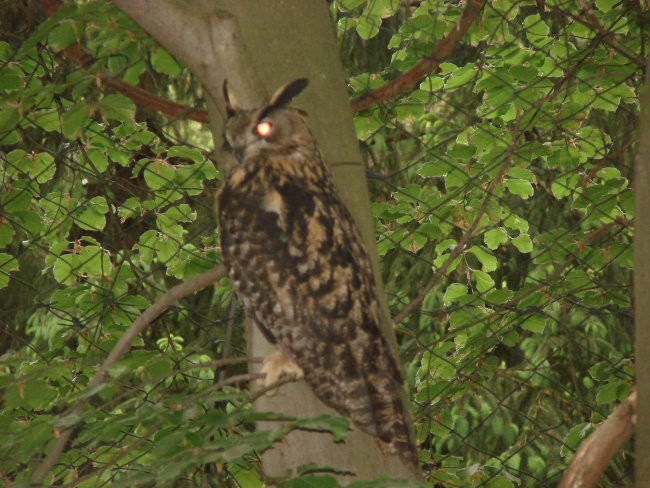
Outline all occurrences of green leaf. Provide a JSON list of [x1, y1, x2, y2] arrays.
[[487, 476, 515, 488], [52, 253, 79, 284], [0, 252, 19, 289], [338, 0, 366, 11], [0, 107, 19, 133], [144, 160, 176, 190], [32, 109, 62, 132], [0, 66, 23, 91], [512, 233, 533, 253], [445, 64, 476, 90], [523, 14, 551, 47], [79, 246, 112, 277], [0, 221, 14, 248], [596, 381, 629, 404], [485, 288, 513, 304], [596, 0, 618, 11], [32, 152, 56, 183], [472, 269, 495, 293], [151, 47, 182, 76], [507, 167, 535, 182], [86, 148, 109, 173], [443, 283, 468, 305], [469, 246, 497, 272], [167, 145, 203, 162], [356, 13, 381, 39], [418, 160, 448, 178], [99, 94, 136, 122], [420, 76, 444, 92], [75, 196, 109, 231], [4, 379, 58, 409], [337, 17, 358, 32], [521, 315, 546, 334], [504, 213, 529, 233], [62, 102, 90, 139], [366, 0, 399, 18], [501, 330, 520, 347], [47, 21, 79, 51], [551, 174, 579, 200], [504, 179, 534, 199], [484, 228, 508, 250], [561, 422, 592, 455]]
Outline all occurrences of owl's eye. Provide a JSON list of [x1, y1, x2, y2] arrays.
[[255, 121, 273, 137]]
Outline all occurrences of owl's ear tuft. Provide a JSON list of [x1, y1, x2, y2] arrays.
[[223, 79, 241, 118], [267, 78, 309, 111]]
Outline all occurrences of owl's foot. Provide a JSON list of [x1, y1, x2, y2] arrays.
[[260, 350, 304, 396]]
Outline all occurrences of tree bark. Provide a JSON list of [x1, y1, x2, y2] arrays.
[[558, 391, 636, 488], [635, 63, 650, 486], [112, 0, 419, 481]]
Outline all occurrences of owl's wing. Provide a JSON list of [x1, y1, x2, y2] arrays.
[[218, 174, 418, 469]]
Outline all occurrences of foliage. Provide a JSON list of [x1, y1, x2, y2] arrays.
[[0, 0, 642, 486], [337, 0, 639, 485]]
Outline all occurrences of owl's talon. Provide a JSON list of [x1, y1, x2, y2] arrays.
[[260, 350, 304, 396]]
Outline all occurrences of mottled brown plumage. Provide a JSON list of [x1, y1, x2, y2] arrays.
[[215, 78, 418, 471]]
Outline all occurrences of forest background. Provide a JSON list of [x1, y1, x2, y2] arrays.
[[0, 1, 642, 486]]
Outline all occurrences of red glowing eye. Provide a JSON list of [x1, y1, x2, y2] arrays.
[[256, 121, 272, 137]]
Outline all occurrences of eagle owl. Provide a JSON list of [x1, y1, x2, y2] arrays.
[[216, 78, 418, 470]]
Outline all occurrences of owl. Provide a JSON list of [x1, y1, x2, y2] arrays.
[[216, 78, 419, 471]]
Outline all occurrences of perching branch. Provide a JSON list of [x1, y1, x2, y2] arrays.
[[350, 0, 486, 113], [32, 265, 226, 484], [558, 390, 636, 488]]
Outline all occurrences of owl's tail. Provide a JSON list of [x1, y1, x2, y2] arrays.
[[359, 364, 420, 472]]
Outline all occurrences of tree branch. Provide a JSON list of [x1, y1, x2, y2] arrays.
[[42, 0, 486, 121], [39, 0, 210, 123], [350, 0, 486, 113], [108, 77, 209, 122], [32, 265, 226, 484], [558, 390, 636, 488], [111, 0, 263, 108]]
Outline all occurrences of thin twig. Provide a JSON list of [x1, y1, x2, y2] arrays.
[[32, 265, 226, 484], [350, 0, 486, 112], [189, 373, 266, 402]]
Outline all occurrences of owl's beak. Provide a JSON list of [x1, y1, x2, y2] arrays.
[[234, 147, 244, 163]]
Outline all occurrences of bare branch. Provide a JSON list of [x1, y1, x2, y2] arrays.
[[350, 0, 486, 113], [108, 77, 209, 122], [558, 390, 636, 488], [32, 265, 226, 484]]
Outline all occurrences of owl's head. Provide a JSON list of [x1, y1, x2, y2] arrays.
[[222, 78, 310, 163]]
